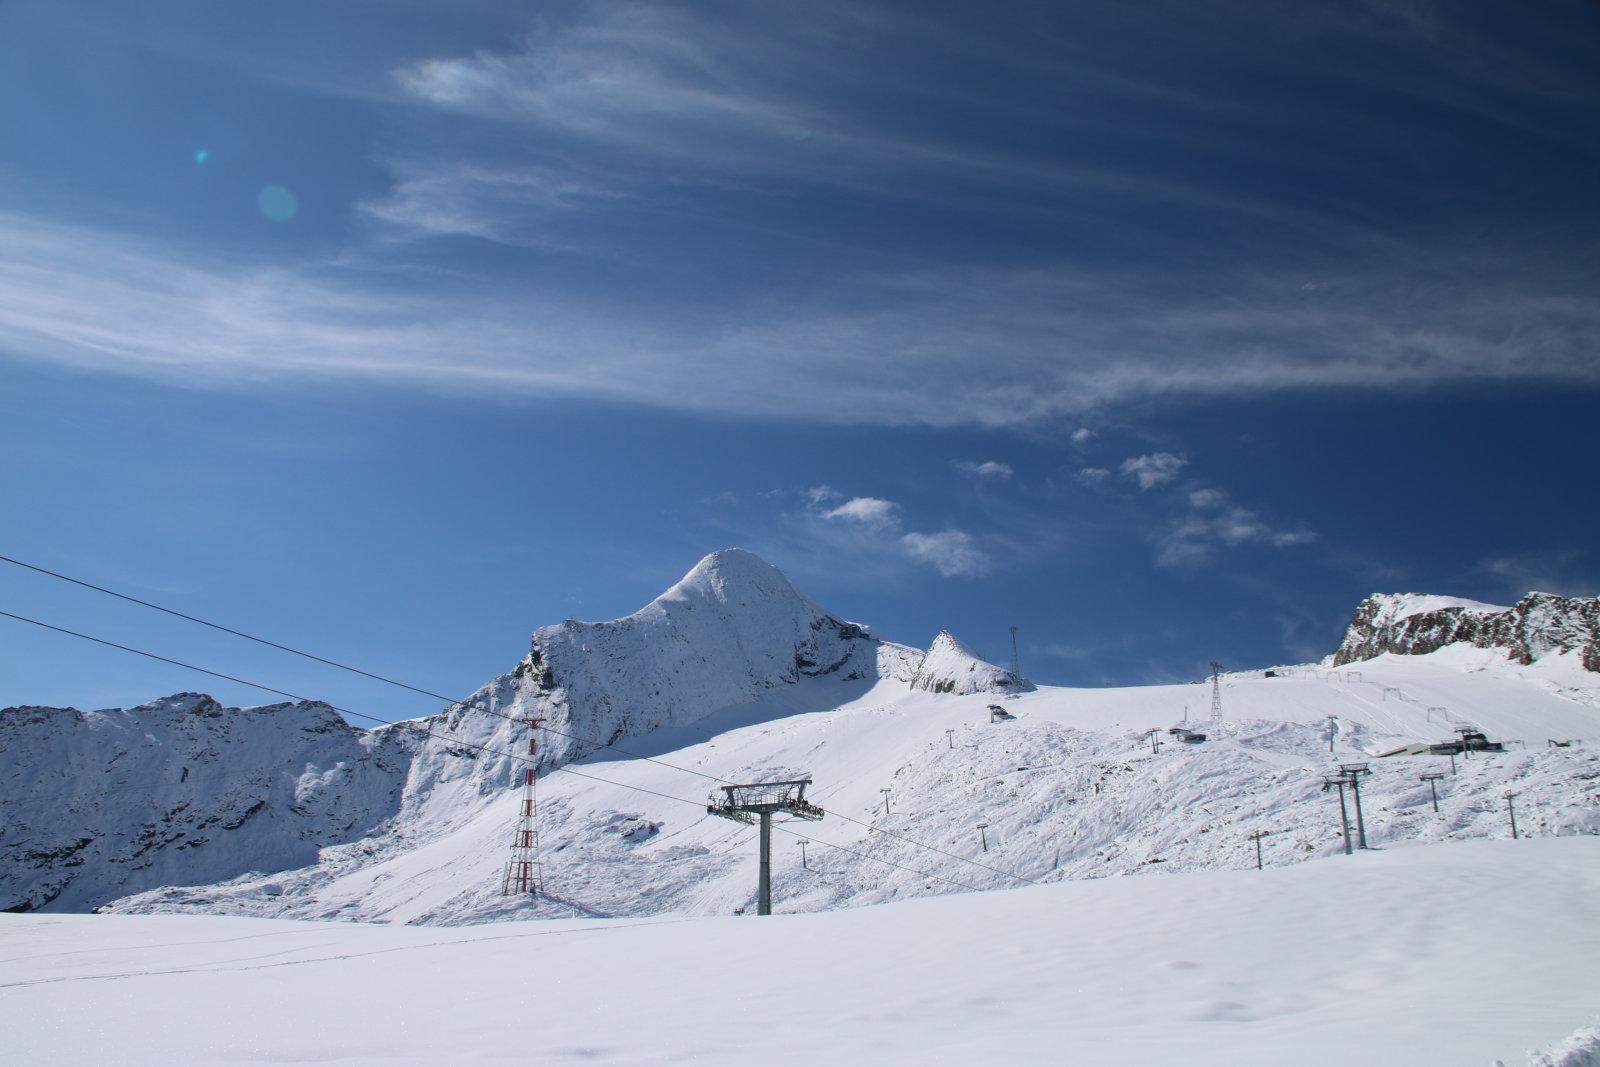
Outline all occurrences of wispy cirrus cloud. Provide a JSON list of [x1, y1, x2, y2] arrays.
[[1156, 486, 1316, 566], [4, 210, 1597, 430], [396, 5, 815, 145], [1475, 551, 1598, 601], [359, 161, 630, 244]]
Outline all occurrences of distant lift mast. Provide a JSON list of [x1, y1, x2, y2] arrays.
[[1209, 662, 1225, 724], [502, 714, 546, 896]]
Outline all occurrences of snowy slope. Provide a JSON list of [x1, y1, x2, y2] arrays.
[[102, 642, 1600, 925], [6, 838, 1600, 1067]]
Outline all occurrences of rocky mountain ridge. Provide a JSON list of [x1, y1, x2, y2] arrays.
[[1331, 591, 1600, 673], [0, 694, 413, 912]]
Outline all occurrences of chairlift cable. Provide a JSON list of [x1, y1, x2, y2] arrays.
[[0, 608, 993, 896], [0, 553, 1040, 887]]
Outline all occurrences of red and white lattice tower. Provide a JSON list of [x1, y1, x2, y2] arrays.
[[502, 715, 546, 896]]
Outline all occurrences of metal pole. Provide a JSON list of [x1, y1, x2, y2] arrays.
[[946, 729, 955, 750], [1427, 771, 1452, 812], [1332, 781, 1352, 855], [880, 787, 891, 814], [1348, 774, 1369, 850], [1248, 830, 1270, 870], [1506, 794, 1520, 840], [758, 811, 772, 916], [1448, 751, 1458, 775], [799, 840, 808, 869], [978, 823, 989, 852]]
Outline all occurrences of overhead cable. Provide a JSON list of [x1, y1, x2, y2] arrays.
[[0, 553, 1039, 886], [0, 608, 984, 894]]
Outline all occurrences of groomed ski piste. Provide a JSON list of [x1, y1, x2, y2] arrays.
[[4, 551, 1599, 1065]]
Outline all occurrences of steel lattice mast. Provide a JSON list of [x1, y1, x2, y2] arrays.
[[1209, 661, 1225, 724], [502, 714, 546, 896]]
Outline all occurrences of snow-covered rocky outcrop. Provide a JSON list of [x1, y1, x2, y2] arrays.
[[0, 694, 413, 913], [1332, 591, 1600, 673], [909, 630, 1033, 695]]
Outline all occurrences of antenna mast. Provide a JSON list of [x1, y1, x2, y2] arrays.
[[502, 714, 546, 896], [1008, 626, 1020, 676], [1209, 661, 1225, 724]]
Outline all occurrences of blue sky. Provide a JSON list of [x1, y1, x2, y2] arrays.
[[2, 0, 1598, 716]]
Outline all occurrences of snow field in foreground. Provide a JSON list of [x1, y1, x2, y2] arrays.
[[4, 837, 1598, 1067]]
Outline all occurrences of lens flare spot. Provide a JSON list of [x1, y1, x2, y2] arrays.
[[194, 149, 209, 166], [257, 185, 299, 223]]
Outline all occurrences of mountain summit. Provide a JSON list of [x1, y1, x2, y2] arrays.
[[910, 630, 1033, 695]]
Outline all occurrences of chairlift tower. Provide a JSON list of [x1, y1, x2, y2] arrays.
[[1009, 626, 1020, 676], [708, 779, 824, 916], [1209, 662, 1225, 724], [1322, 772, 1355, 855], [502, 714, 546, 896], [1339, 763, 1372, 849]]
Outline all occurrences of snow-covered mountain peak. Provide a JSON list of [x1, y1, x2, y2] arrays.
[[652, 548, 826, 614], [131, 692, 227, 717], [518, 551, 871, 739], [909, 629, 1033, 695]]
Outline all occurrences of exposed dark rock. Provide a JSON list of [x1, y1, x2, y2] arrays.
[[1331, 591, 1600, 672]]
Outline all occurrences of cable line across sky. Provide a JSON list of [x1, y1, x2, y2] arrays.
[[0, 565, 1024, 892]]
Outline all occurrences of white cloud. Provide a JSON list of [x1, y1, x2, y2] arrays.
[[1071, 428, 1094, 444], [1188, 488, 1227, 508], [954, 460, 1013, 480], [1121, 452, 1187, 490], [899, 531, 991, 577], [800, 486, 989, 577], [1076, 467, 1111, 485], [805, 486, 841, 506], [822, 496, 899, 527], [1158, 507, 1317, 566]]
